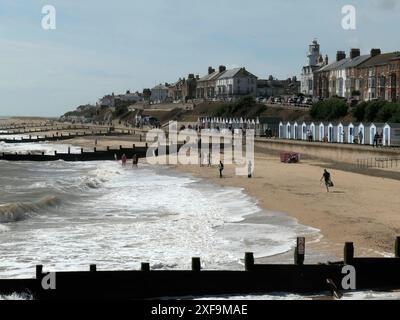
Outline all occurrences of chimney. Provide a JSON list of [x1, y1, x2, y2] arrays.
[[188, 74, 195, 79], [208, 67, 215, 75], [325, 55, 329, 65], [196, 75, 200, 80], [336, 51, 346, 62], [350, 48, 361, 59], [371, 48, 381, 57], [219, 65, 226, 73]]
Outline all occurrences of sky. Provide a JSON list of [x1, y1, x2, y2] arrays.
[[0, 0, 399, 116]]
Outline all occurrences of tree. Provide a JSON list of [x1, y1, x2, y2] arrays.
[[310, 98, 348, 121], [351, 102, 366, 122], [143, 89, 152, 104]]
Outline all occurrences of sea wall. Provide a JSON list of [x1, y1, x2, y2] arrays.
[[256, 138, 400, 164]]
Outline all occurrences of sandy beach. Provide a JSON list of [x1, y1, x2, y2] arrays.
[[172, 150, 400, 258]]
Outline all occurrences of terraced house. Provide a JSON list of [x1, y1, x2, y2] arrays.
[[313, 47, 400, 102], [356, 51, 400, 102]]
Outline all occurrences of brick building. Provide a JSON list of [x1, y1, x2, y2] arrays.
[[357, 51, 400, 102]]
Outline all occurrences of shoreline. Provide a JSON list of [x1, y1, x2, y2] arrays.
[[18, 133, 400, 258]]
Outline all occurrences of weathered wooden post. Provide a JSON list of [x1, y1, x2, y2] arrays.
[[192, 257, 201, 272], [54, 151, 57, 156], [41, 152, 44, 156], [344, 242, 354, 264], [81, 148, 84, 154], [68, 147, 70, 154], [36, 265, 43, 279], [132, 144, 135, 149], [395, 237, 400, 258], [119, 145, 122, 150], [245, 252, 254, 271], [141, 263, 150, 271], [145, 143, 148, 148], [90, 264, 97, 272], [107, 146, 110, 151], [140, 134, 142, 142], [94, 147, 97, 152], [294, 237, 305, 265]]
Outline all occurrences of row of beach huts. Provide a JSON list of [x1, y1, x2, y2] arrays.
[[278, 121, 400, 147]]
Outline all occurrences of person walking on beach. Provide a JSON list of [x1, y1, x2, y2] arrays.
[[121, 154, 127, 166], [132, 154, 138, 168], [320, 169, 333, 192], [248, 160, 253, 178], [219, 161, 224, 178]]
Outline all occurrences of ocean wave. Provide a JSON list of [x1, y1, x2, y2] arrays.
[[0, 196, 60, 223], [0, 293, 32, 300], [80, 177, 103, 189]]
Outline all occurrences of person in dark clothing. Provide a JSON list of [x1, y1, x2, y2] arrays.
[[320, 169, 333, 192], [373, 132, 379, 148], [219, 161, 224, 178]]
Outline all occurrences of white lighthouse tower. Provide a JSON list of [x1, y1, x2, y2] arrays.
[[308, 39, 320, 66], [301, 39, 327, 96]]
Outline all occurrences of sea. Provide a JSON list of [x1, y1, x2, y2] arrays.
[[0, 138, 399, 300]]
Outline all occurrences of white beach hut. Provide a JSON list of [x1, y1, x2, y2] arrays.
[[347, 123, 355, 144], [318, 122, 325, 141], [279, 122, 284, 139], [293, 122, 299, 140], [357, 123, 366, 145], [337, 123, 345, 143], [301, 122, 308, 141], [310, 122, 316, 141], [367, 123, 376, 145], [383, 123, 391, 146], [286, 122, 292, 139], [328, 123, 335, 143]]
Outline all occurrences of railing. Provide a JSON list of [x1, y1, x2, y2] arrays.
[[357, 157, 400, 169]]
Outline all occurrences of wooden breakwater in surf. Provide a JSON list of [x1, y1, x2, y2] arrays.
[[0, 238, 399, 300]]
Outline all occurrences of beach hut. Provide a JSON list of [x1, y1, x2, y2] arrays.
[[286, 122, 292, 139], [365, 123, 375, 145], [310, 122, 316, 141], [384, 123, 400, 146], [279, 122, 284, 139], [347, 123, 355, 144], [293, 122, 299, 140], [301, 122, 308, 141], [357, 123, 366, 145], [383, 123, 391, 146], [337, 123, 345, 143], [328, 123, 335, 143], [318, 122, 325, 141]]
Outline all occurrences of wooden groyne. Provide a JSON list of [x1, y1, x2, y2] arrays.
[[0, 130, 138, 144], [0, 144, 150, 162], [0, 238, 399, 300], [0, 125, 90, 135]]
